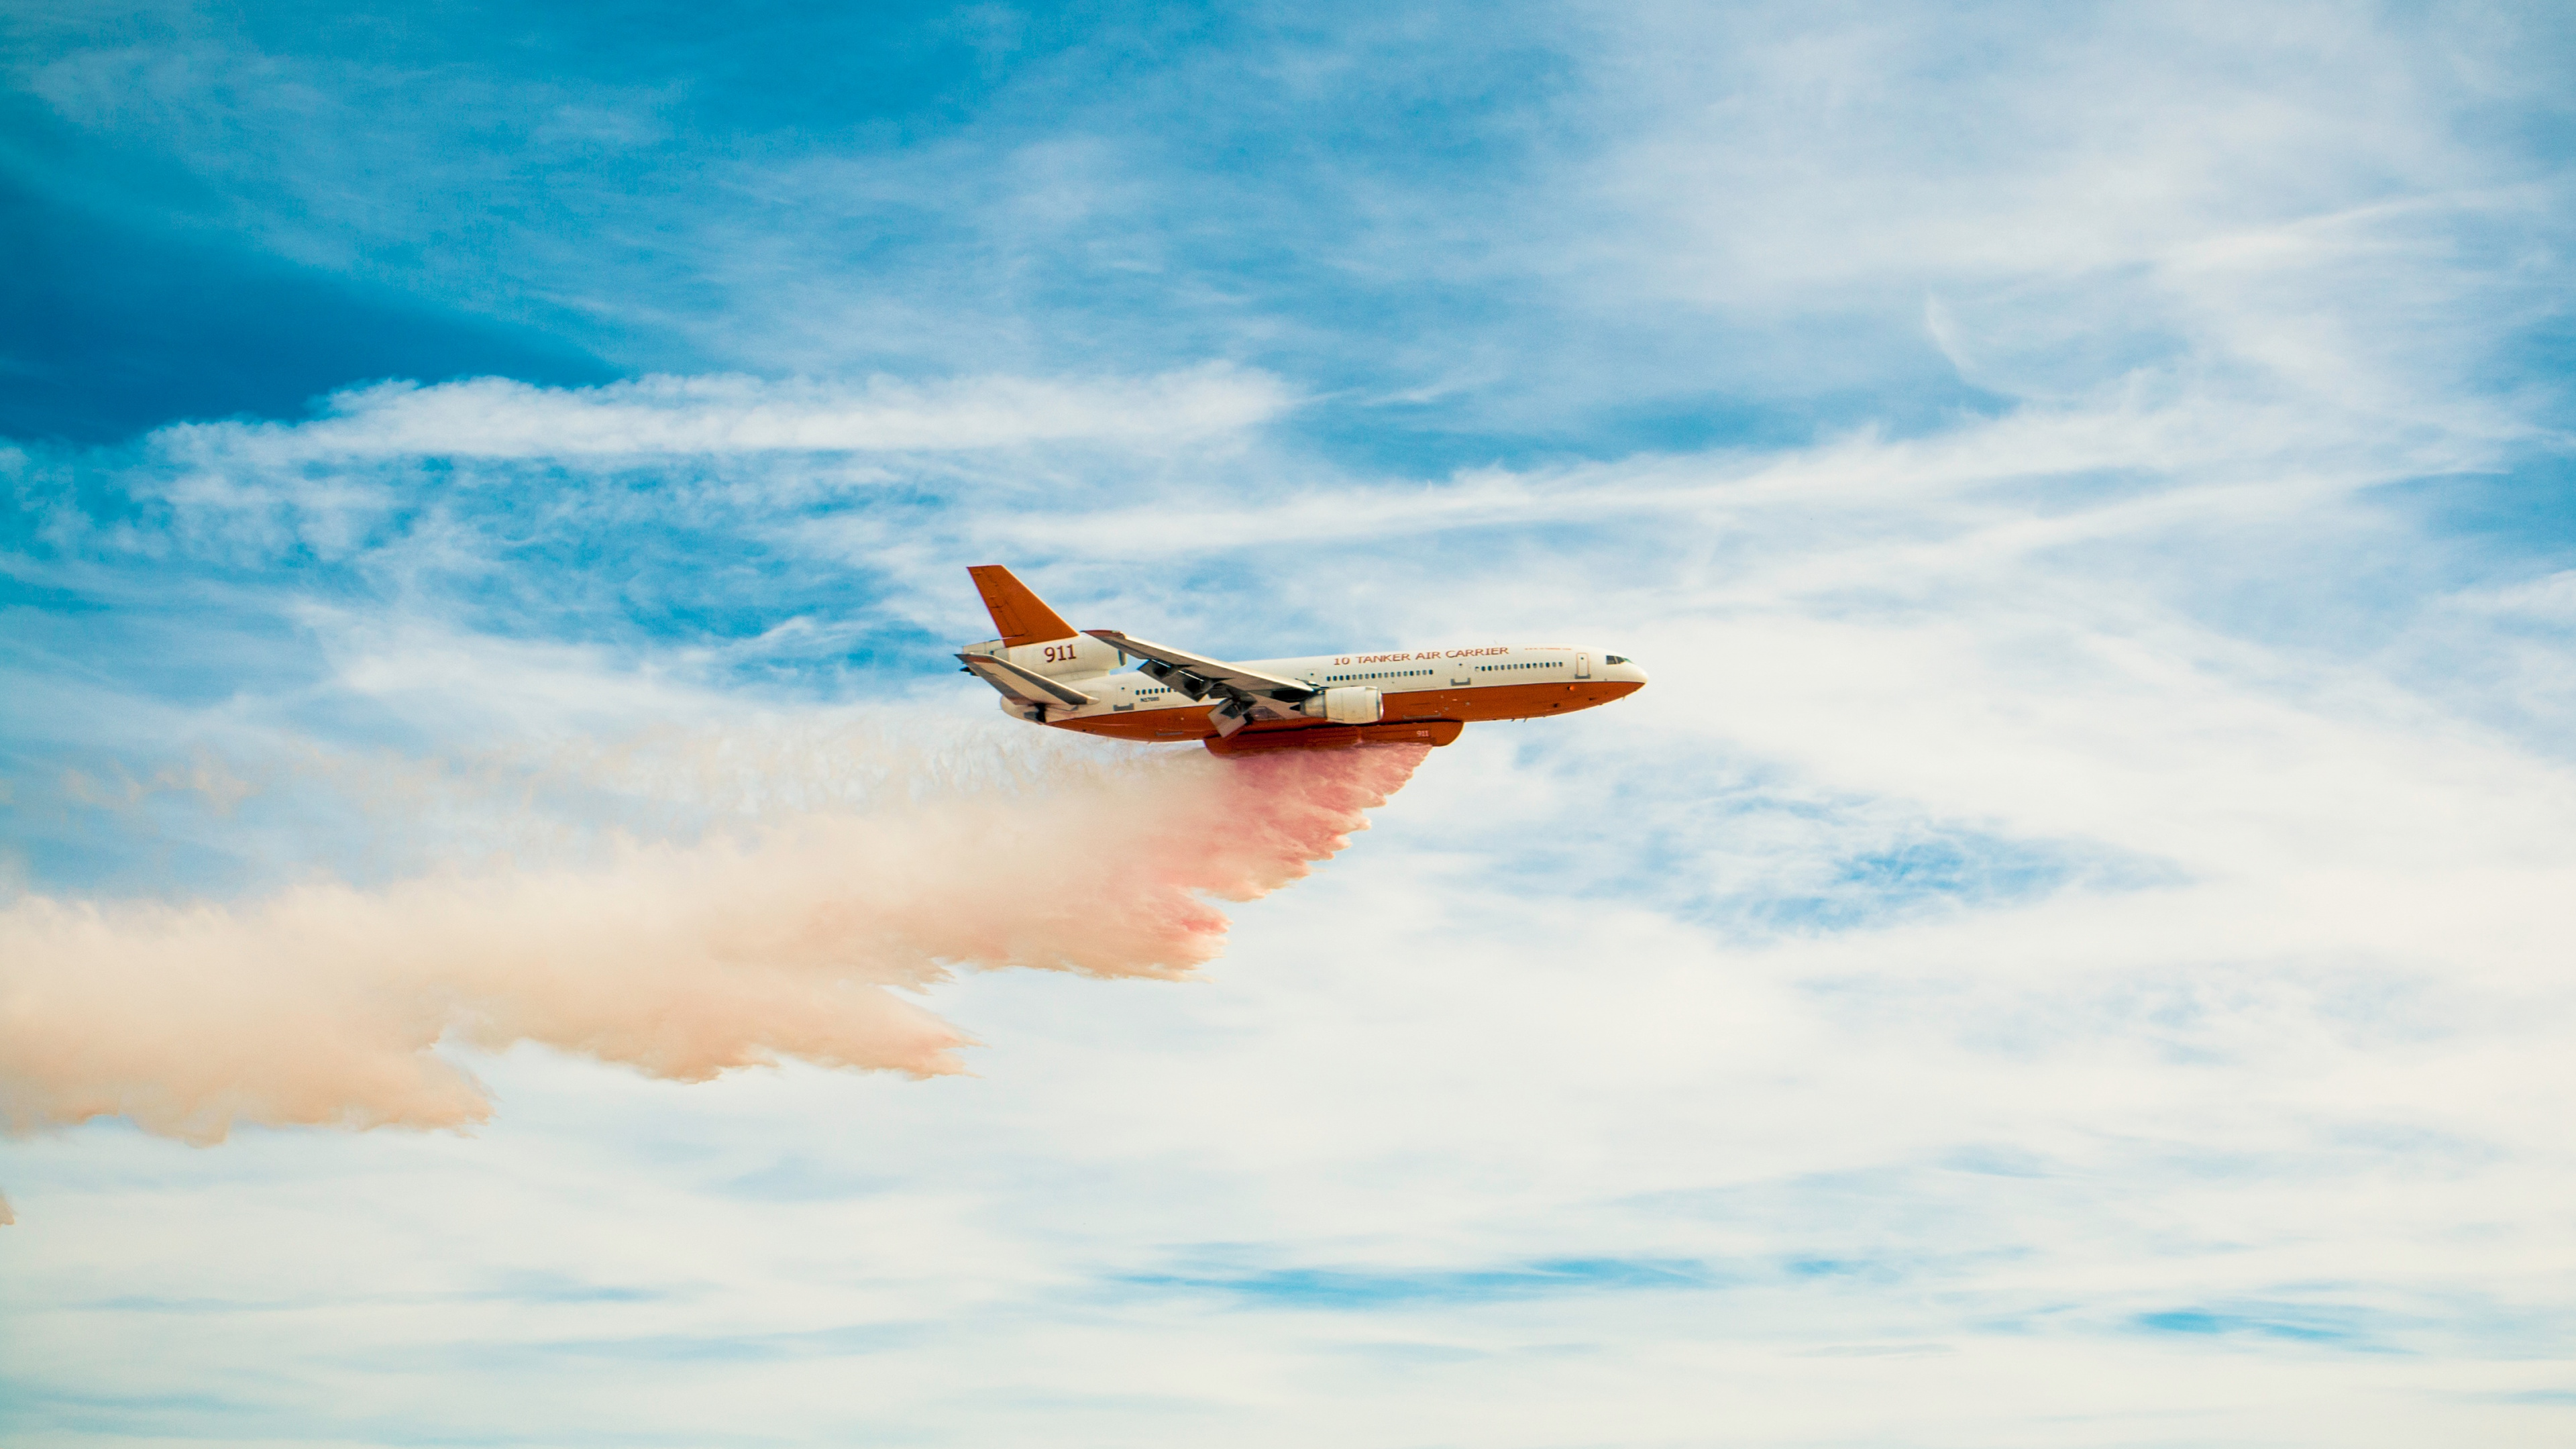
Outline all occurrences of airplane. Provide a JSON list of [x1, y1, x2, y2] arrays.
[[956, 566, 1648, 755]]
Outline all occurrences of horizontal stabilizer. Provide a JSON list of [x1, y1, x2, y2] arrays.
[[959, 653, 1094, 708]]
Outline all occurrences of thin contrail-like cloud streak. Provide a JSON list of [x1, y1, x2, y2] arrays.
[[0, 741, 1427, 1207]]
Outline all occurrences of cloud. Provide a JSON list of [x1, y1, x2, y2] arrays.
[[983, 390, 2490, 561], [148, 365, 1291, 463], [1121, 1257, 1717, 1308]]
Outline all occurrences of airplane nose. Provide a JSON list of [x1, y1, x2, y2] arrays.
[[1602, 654, 1648, 684]]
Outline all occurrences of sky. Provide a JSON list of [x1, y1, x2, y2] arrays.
[[5, 1, 2576, 1444]]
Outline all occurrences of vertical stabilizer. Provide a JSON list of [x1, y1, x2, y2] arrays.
[[967, 566, 1079, 647]]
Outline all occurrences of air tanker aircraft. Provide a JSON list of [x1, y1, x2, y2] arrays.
[[957, 566, 1648, 756]]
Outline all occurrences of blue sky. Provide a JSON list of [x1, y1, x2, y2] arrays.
[[7, 2, 2576, 1444]]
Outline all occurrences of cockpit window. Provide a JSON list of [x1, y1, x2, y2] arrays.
[[1605, 655, 1627, 665]]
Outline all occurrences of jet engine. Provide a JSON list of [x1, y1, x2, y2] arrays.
[[1300, 686, 1383, 724]]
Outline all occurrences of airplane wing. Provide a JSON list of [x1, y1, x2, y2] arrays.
[[958, 653, 1094, 709], [1085, 630, 1317, 705]]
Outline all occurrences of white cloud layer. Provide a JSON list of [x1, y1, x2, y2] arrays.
[[13, 346, 2575, 1442], [154, 364, 1290, 463]]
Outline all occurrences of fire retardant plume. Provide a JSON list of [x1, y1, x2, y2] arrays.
[[0, 737, 1430, 1214]]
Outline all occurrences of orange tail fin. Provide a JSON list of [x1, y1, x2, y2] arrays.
[[967, 566, 1078, 647]]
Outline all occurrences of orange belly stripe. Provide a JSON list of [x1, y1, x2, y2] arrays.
[[1050, 680, 1642, 743]]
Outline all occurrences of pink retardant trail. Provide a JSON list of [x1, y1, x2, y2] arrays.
[[0, 740, 1430, 1161]]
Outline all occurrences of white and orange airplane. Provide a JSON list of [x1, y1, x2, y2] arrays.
[[957, 566, 1648, 755]]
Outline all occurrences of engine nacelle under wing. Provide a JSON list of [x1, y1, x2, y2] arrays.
[[1300, 686, 1383, 724]]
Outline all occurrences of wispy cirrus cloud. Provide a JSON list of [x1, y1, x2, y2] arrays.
[[148, 365, 1292, 464]]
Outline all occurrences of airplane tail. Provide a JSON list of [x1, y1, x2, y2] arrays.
[[967, 565, 1077, 647], [959, 568, 1121, 712]]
